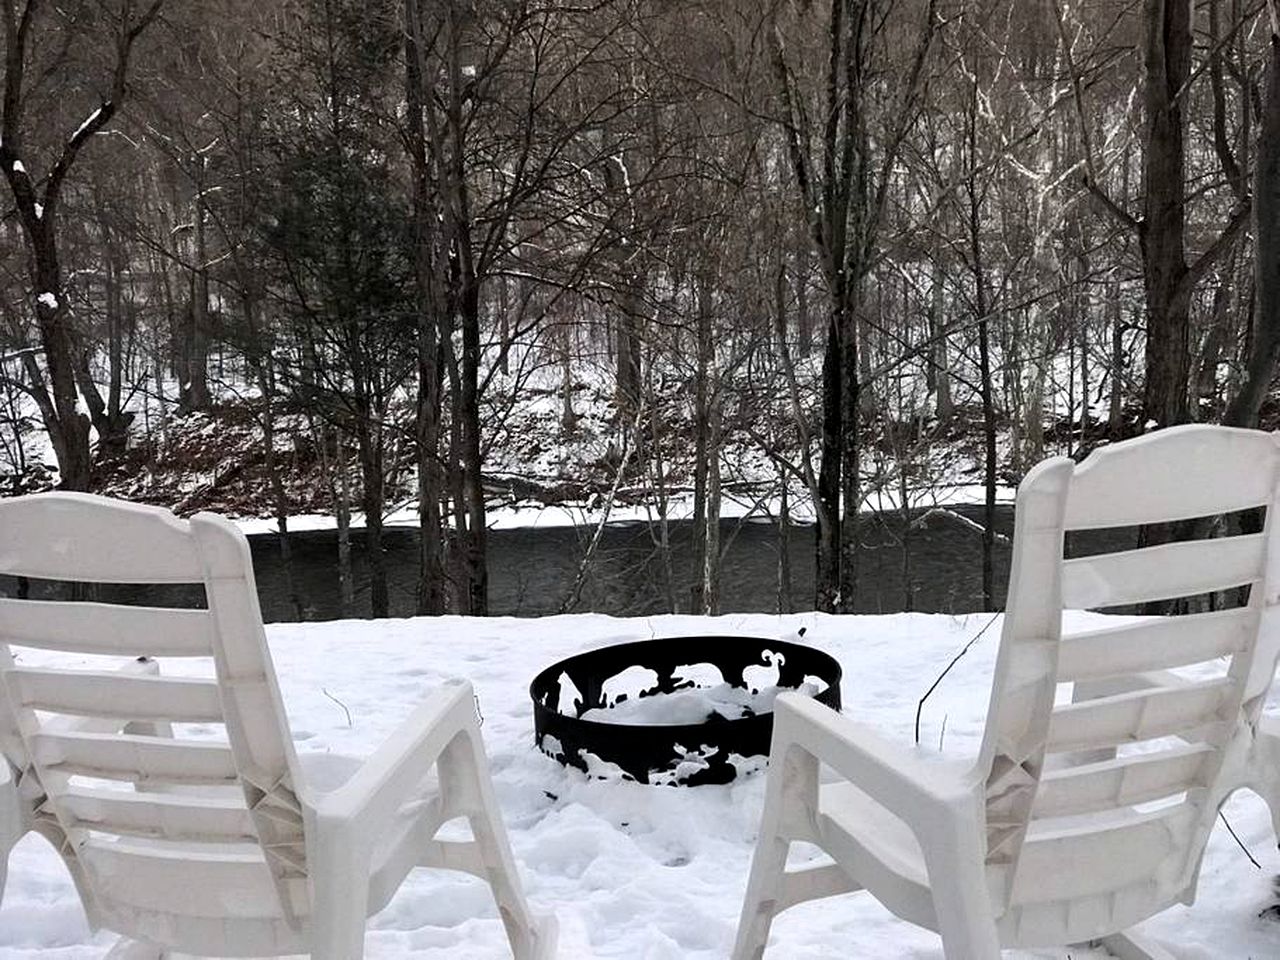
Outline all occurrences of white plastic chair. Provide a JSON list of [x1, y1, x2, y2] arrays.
[[0, 492, 554, 959], [733, 424, 1280, 960]]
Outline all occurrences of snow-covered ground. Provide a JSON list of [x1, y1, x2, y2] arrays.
[[2, 612, 1278, 958]]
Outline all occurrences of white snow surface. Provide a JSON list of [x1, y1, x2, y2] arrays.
[[2, 611, 1278, 959], [580, 681, 821, 725], [72, 107, 104, 142], [35, 292, 57, 310]]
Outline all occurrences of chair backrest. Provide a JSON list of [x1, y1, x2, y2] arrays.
[[980, 425, 1280, 941], [0, 493, 307, 944]]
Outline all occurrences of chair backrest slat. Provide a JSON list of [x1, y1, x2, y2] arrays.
[[1045, 679, 1233, 753], [7, 669, 223, 723], [1062, 428, 1280, 528], [0, 495, 203, 583], [1057, 608, 1252, 681], [1032, 743, 1214, 818], [1061, 533, 1265, 609], [0, 598, 215, 656], [32, 731, 240, 783], [981, 425, 1280, 927], [58, 786, 258, 842]]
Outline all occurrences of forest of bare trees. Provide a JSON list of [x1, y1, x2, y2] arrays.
[[2, 0, 1279, 618]]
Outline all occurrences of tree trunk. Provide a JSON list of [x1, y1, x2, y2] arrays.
[[837, 299, 861, 614], [560, 320, 577, 433], [355, 417, 389, 618], [777, 469, 794, 615], [1225, 28, 1280, 428], [180, 191, 212, 413], [458, 272, 488, 616], [334, 429, 355, 616], [929, 253, 952, 423], [702, 393, 723, 616], [978, 315, 998, 611], [1108, 279, 1126, 433], [405, 0, 445, 616], [689, 276, 711, 613], [968, 77, 998, 612], [259, 364, 303, 621], [415, 337, 445, 617], [31, 223, 92, 491], [1196, 275, 1232, 415], [647, 364, 677, 614], [1076, 253, 1090, 448], [795, 242, 812, 357], [94, 245, 134, 459], [815, 310, 842, 612], [443, 323, 467, 611], [1140, 0, 1194, 430]]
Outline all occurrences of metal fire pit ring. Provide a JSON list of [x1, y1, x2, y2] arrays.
[[530, 635, 842, 786]]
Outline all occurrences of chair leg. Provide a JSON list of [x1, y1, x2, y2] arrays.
[[930, 898, 1002, 960], [922, 819, 1002, 960], [446, 730, 546, 960], [731, 831, 789, 960], [1, 761, 19, 907], [309, 822, 371, 960], [470, 808, 548, 960], [1251, 717, 1280, 881], [731, 746, 819, 960]]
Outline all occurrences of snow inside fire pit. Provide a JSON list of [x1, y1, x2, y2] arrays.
[[530, 635, 842, 786]]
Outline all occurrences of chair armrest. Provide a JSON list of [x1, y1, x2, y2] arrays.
[[308, 680, 477, 839], [772, 693, 980, 826]]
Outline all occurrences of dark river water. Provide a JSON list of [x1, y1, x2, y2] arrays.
[[1, 504, 1139, 621], [240, 504, 1137, 622]]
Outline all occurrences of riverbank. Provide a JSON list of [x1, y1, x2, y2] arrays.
[[233, 480, 1018, 536], [4, 370, 1025, 536]]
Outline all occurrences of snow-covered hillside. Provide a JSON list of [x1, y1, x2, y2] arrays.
[[1, 356, 1028, 528]]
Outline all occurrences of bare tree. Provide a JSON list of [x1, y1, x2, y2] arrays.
[[768, 0, 939, 612], [1, 0, 165, 489]]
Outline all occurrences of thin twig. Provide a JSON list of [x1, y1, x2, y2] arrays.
[[1219, 811, 1263, 869], [558, 410, 641, 614], [915, 614, 1001, 744], [321, 688, 353, 729]]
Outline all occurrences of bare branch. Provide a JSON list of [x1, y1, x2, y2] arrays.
[[45, 0, 166, 209], [1187, 202, 1251, 287], [1081, 172, 1141, 233]]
